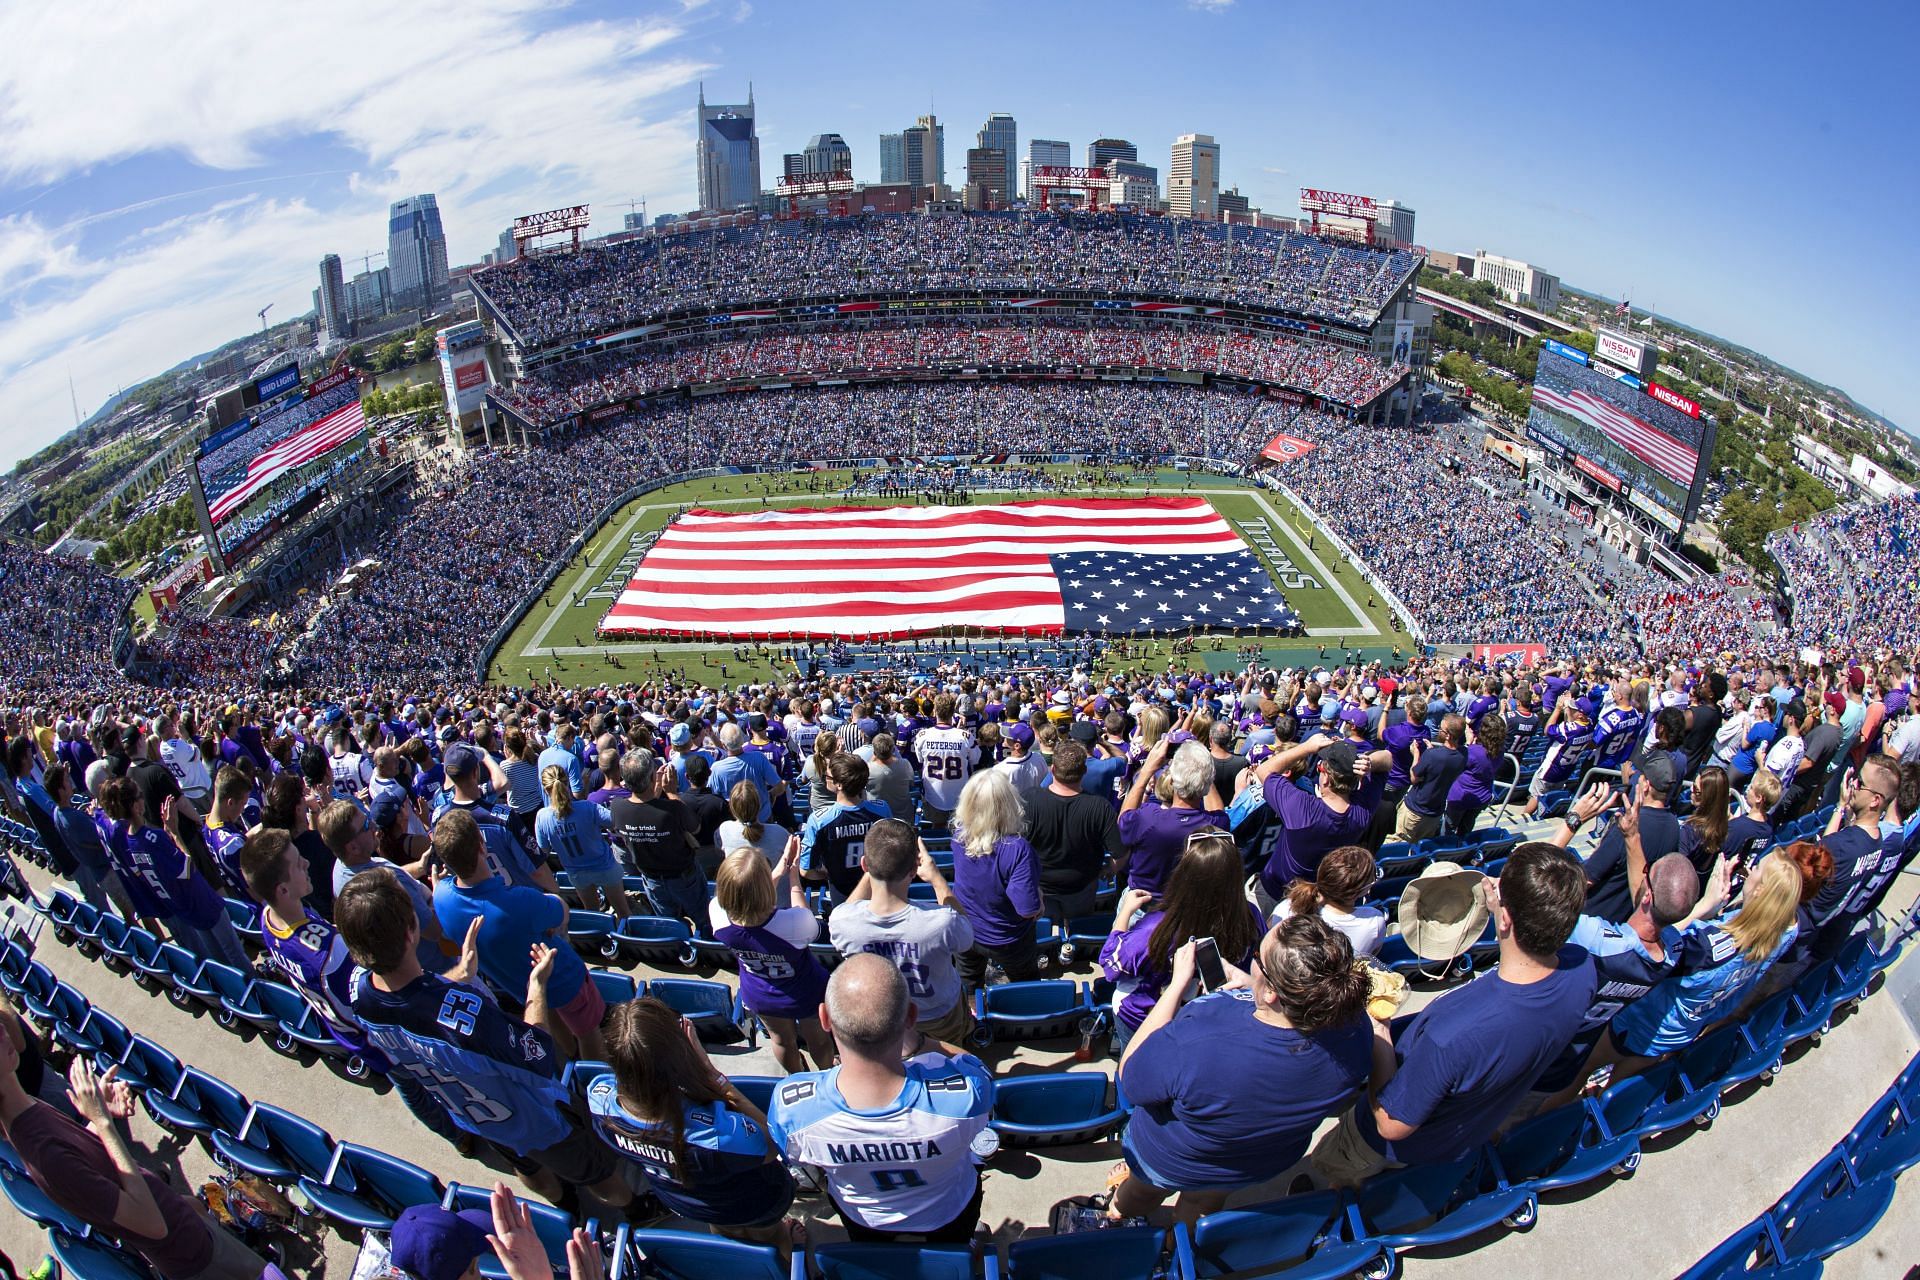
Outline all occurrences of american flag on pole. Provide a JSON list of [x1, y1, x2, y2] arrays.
[[600, 497, 1300, 639], [208, 400, 367, 523], [1532, 384, 1698, 487]]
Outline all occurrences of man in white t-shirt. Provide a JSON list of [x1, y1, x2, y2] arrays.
[[158, 714, 213, 808], [829, 819, 974, 1045], [767, 954, 992, 1243], [914, 695, 978, 829]]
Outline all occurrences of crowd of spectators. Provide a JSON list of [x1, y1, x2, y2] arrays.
[[493, 321, 1406, 428], [1771, 494, 1920, 652], [471, 212, 1422, 350]]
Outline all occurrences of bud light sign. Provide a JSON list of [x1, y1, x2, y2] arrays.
[[252, 364, 300, 403]]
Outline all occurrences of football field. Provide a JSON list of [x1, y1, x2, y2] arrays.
[[493, 467, 1407, 688]]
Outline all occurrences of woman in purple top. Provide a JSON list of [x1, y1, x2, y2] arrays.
[[1100, 834, 1264, 1048], [708, 841, 832, 1074], [1249, 735, 1378, 913], [951, 770, 1044, 986], [1118, 740, 1227, 898], [1445, 712, 1508, 837]]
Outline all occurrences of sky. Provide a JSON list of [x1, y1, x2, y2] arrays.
[[1, 0, 1916, 469]]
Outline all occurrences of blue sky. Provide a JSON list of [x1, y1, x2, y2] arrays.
[[2, 0, 1915, 468]]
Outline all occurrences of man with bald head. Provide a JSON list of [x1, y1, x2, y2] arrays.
[[766, 954, 993, 1243]]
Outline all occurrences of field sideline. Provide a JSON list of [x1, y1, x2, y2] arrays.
[[492, 467, 1408, 688]]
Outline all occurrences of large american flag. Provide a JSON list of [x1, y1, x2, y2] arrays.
[[1532, 384, 1698, 487], [208, 400, 367, 523], [600, 497, 1299, 639]]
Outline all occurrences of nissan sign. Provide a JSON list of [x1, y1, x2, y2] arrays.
[[1593, 328, 1655, 379], [1647, 382, 1702, 418]]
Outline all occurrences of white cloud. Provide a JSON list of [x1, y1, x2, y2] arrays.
[[1186, 0, 1235, 11], [0, 0, 716, 466]]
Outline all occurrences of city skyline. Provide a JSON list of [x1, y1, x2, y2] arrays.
[[0, 0, 1914, 469]]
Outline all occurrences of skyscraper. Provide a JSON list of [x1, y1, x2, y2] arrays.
[[879, 132, 906, 184], [1087, 138, 1137, 169], [964, 147, 1009, 210], [1023, 138, 1071, 199], [905, 114, 945, 190], [316, 254, 350, 344], [387, 195, 450, 312], [1168, 133, 1221, 220], [696, 84, 761, 212], [976, 112, 1016, 194], [783, 153, 808, 180], [803, 133, 853, 176]]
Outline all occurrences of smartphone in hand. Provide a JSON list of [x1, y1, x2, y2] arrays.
[[1193, 936, 1227, 992]]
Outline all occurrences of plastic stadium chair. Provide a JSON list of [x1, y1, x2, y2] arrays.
[[623, 1225, 802, 1280], [49, 1229, 151, 1280], [116, 1035, 185, 1098], [1578, 1059, 1683, 1157], [145, 1067, 250, 1143], [591, 970, 642, 1007], [445, 1183, 590, 1280], [1726, 991, 1795, 1089], [728, 1075, 780, 1115], [59, 1005, 129, 1064], [563, 1059, 612, 1110], [225, 897, 263, 949], [811, 1244, 984, 1280], [1841, 1089, 1920, 1185], [0, 935, 33, 988], [971, 980, 1093, 1046], [220, 975, 310, 1038], [1490, 1093, 1644, 1194], [1057, 915, 1111, 969], [1768, 1150, 1897, 1264], [126, 929, 173, 988], [1351, 1148, 1535, 1255], [41, 889, 84, 943], [6, 959, 54, 1009], [57, 900, 103, 953], [209, 1101, 335, 1186], [647, 977, 743, 1043], [299, 1141, 446, 1231], [1676, 1216, 1822, 1280], [989, 1072, 1127, 1148], [1780, 961, 1841, 1048], [1009, 1227, 1160, 1280], [192, 961, 257, 1030], [1631, 1027, 1743, 1136], [1173, 1190, 1384, 1280], [89, 914, 134, 968], [0, 1161, 91, 1236], [23, 978, 88, 1042], [612, 915, 699, 968], [567, 909, 620, 961]]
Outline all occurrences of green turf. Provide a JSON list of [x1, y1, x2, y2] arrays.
[[492, 467, 1408, 689]]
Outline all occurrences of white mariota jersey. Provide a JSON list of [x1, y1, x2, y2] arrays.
[[767, 1054, 993, 1231]]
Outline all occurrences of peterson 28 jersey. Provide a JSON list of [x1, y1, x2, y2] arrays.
[[766, 1054, 993, 1231]]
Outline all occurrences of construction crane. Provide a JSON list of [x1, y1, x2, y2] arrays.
[[257, 302, 274, 333], [621, 197, 647, 228]]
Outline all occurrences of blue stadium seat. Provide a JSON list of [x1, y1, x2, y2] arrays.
[[1633, 1028, 1743, 1135], [1768, 1150, 1896, 1265], [1675, 1216, 1819, 1280], [811, 1244, 984, 1280], [648, 977, 744, 1043], [1727, 991, 1795, 1088], [567, 909, 620, 961], [300, 1141, 446, 1231], [89, 915, 134, 968], [591, 970, 642, 1007], [0, 1161, 91, 1237], [621, 1225, 802, 1280], [116, 1035, 185, 1098], [145, 1067, 250, 1143], [48, 1229, 151, 1280], [562, 1058, 611, 1111], [613, 915, 699, 968], [23, 978, 88, 1042], [219, 976, 310, 1039], [1009, 1228, 1160, 1280], [126, 930, 173, 987], [971, 980, 1093, 1046], [989, 1072, 1127, 1148], [728, 1075, 780, 1115], [1490, 1093, 1644, 1193], [208, 1101, 335, 1186], [445, 1182, 590, 1280], [59, 1005, 129, 1065], [54, 899, 102, 952], [225, 897, 262, 949], [1057, 916, 1111, 969], [1840, 1089, 1920, 1185], [1577, 1059, 1681, 1157], [1350, 1148, 1535, 1256], [1172, 1190, 1383, 1280]]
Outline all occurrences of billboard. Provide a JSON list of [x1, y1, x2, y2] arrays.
[[1260, 433, 1318, 463], [251, 363, 301, 404], [1593, 328, 1656, 379], [438, 320, 490, 424], [512, 204, 591, 237], [194, 368, 367, 563], [1299, 188, 1378, 216], [1526, 346, 1713, 523]]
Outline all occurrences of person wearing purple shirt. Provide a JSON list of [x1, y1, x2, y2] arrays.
[[1445, 714, 1508, 837], [1250, 736, 1378, 912], [1117, 740, 1227, 898], [949, 771, 1045, 986]]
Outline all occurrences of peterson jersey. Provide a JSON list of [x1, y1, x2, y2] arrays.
[[767, 1055, 993, 1231]]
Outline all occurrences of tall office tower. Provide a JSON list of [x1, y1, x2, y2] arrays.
[[1023, 138, 1071, 199], [316, 254, 350, 343], [1168, 133, 1221, 220], [964, 147, 1009, 209], [387, 195, 450, 311], [1087, 138, 1137, 168], [976, 112, 1016, 192], [696, 83, 762, 211], [803, 132, 853, 176]]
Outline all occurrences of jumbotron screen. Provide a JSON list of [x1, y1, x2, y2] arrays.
[[1526, 343, 1713, 522], [195, 367, 367, 563]]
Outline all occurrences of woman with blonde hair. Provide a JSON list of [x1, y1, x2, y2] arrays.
[[534, 763, 630, 916], [716, 781, 790, 863], [950, 769, 1043, 988], [708, 841, 832, 1073]]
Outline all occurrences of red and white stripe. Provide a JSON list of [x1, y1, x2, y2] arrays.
[[209, 400, 366, 523], [1534, 385, 1697, 487], [601, 496, 1248, 639]]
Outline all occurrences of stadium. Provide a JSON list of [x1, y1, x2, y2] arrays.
[[1, 197, 1917, 1280]]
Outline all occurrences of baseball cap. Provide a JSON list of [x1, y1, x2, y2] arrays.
[[368, 793, 405, 831], [391, 1204, 493, 1280], [1824, 691, 1847, 718], [437, 724, 461, 744], [1069, 721, 1099, 744], [1636, 750, 1677, 798], [443, 743, 482, 779], [1317, 740, 1358, 777], [1848, 667, 1866, 691], [669, 723, 692, 747], [1338, 707, 1370, 732], [1004, 722, 1034, 746], [1247, 742, 1275, 766]]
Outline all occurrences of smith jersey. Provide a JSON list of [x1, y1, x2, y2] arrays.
[[262, 907, 358, 1034], [767, 1055, 993, 1231], [584, 1075, 790, 1225], [915, 726, 979, 813], [350, 971, 571, 1154]]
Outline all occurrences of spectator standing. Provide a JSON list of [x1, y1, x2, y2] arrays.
[[718, 781, 791, 863], [950, 770, 1044, 986], [1117, 738, 1227, 897], [829, 819, 975, 1046], [800, 755, 891, 902], [536, 765, 631, 917], [1395, 716, 1467, 842], [711, 725, 785, 825], [859, 733, 915, 823], [1310, 842, 1596, 1187], [767, 956, 993, 1243], [916, 695, 979, 829], [608, 749, 705, 927], [710, 843, 833, 1073], [1021, 740, 1122, 924], [1249, 737, 1378, 915]]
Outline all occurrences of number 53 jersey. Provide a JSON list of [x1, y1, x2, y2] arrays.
[[767, 1054, 994, 1232]]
